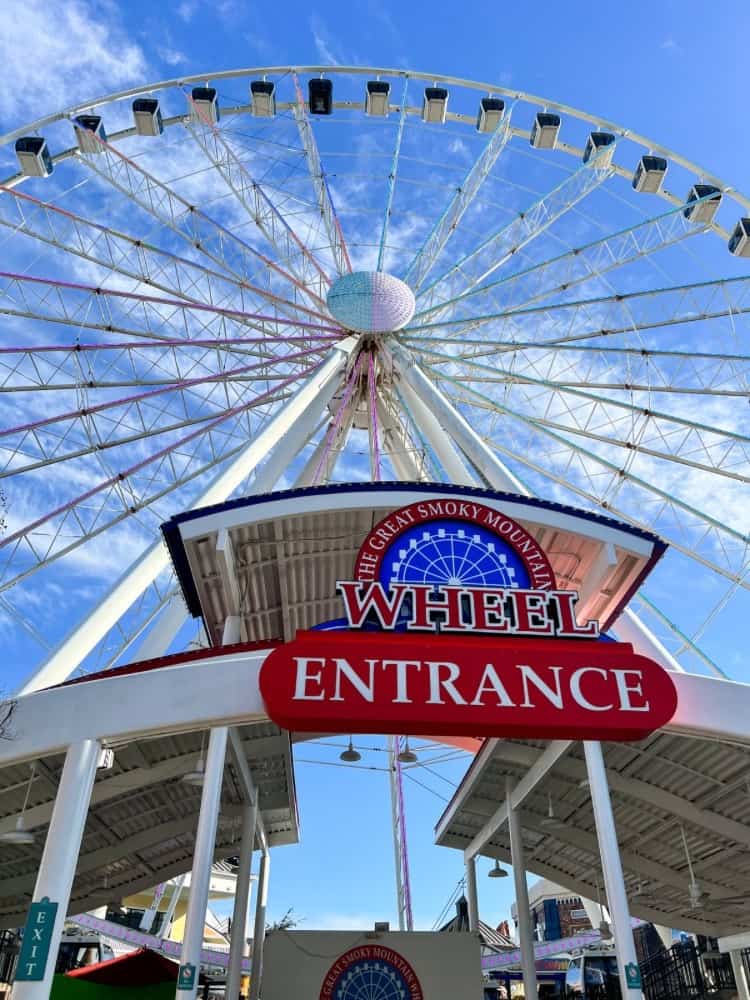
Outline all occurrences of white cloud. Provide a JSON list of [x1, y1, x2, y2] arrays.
[[176, 0, 198, 22], [309, 16, 345, 66], [0, 0, 148, 129], [158, 46, 188, 67]]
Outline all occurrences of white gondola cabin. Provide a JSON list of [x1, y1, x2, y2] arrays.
[[132, 98, 163, 136], [15, 137, 53, 177], [683, 184, 722, 224], [729, 219, 750, 257], [583, 131, 616, 167], [422, 87, 448, 124], [251, 80, 276, 117], [632, 155, 667, 193], [366, 80, 390, 117], [530, 112, 560, 149], [73, 115, 106, 154], [190, 87, 219, 124], [477, 97, 505, 133]]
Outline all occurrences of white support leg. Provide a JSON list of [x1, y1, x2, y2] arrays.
[[176, 726, 229, 1000], [465, 857, 479, 932], [584, 741, 642, 1000], [19, 340, 356, 695], [613, 608, 685, 673], [14, 740, 101, 1000], [731, 951, 750, 1000], [133, 596, 189, 662], [391, 351, 528, 494], [396, 376, 476, 486], [507, 777, 538, 1000], [248, 847, 270, 1000], [226, 801, 258, 1000]]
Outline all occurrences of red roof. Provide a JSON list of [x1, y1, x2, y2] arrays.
[[66, 948, 206, 986]]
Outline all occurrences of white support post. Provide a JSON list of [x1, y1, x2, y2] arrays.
[[396, 376, 477, 485], [14, 739, 101, 1000], [226, 801, 258, 1000], [132, 596, 189, 662], [613, 608, 685, 673], [506, 777, 538, 1000], [731, 951, 750, 1000], [392, 351, 528, 494], [584, 741, 642, 1000], [18, 340, 356, 696], [160, 874, 187, 938], [176, 726, 229, 1000], [248, 847, 270, 1000], [465, 857, 479, 932]]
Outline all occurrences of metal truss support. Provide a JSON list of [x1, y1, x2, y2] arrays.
[[17, 340, 355, 695], [405, 114, 513, 292], [184, 105, 331, 302], [613, 608, 685, 673], [13, 740, 101, 1000], [507, 775, 539, 1000], [395, 374, 475, 485], [375, 395, 430, 482], [132, 595, 188, 662], [584, 740, 641, 1000], [417, 153, 614, 312], [392, 350, 527, 493], [292, 74, 351, 276]]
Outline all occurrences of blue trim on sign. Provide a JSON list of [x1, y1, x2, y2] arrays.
[[160, 481, 667, 622]]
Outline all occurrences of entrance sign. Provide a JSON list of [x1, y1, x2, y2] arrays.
[[16, 897, 58, 981], [320, 945, 424, 1000], [260, 632, 678, 742]]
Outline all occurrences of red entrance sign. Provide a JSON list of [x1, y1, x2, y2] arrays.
[[260, 632, 678, 742]]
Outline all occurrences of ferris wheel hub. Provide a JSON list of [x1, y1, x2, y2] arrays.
[[326, 271, 416, 335]]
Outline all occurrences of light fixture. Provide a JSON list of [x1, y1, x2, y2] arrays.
[[339, 738, 361, 763], [397, 738, 417, 764], [0, 764, 37, 845], [182, 733, 206, 786], [488, 860, 509, 879], [541, 792, 564, 829]]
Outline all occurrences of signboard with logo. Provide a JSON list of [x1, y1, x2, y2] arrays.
[[259, 499, 677, 742], [320, 945, 423, 1000]]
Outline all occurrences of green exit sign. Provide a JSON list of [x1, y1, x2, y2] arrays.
[[16, 897, 58, 981]]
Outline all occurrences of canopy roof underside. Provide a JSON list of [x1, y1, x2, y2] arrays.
[[0, 721, 297, 929], [435, 734, 750, 938]]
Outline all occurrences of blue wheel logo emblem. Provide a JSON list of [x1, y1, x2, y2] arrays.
[[320, 946, 423, 1000]]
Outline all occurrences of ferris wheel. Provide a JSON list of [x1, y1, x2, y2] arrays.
[[0, 65, 747, 691]]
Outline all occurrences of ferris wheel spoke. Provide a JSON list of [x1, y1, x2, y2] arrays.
[[0, 433, 255, 595], [292, 73, 352, 276], [0, 185, 333, 326], [0, 346, 319, 482], [0, 366, 318, 590], [413, 196, 714, 322], [184, 94, 333, 297], [415, 151, 615, 313], [377, 77, 409, 273], [405, 275, 750, 358], [430, 371, 749, 586], [418, 346, 750, 459], [0, 271, 341, 358], [76, 128, 329, 311], [402, 105, 512, 291]]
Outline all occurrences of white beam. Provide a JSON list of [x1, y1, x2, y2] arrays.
[[226, 802, 258, 1000], [217, 533, 242, 619], [248, 846, 269, 1000], [465, 857, 479, 932], [18, 340, 356, 696], [464, 740, 571, 861], [395, 376, 476, 485], [392, 350, 528, 494], [614, 607, 686, 673]]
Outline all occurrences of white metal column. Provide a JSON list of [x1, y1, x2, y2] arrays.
[[584, 741, 642, 1000], [176, 726, 229, 1000], [19, 340, 356, 695], [248, 846, 270, 1000], [396, 375, 476, 485], [14, 739, 101, 1000], [507, 777, 538, 1000], [226, 800, 258, 1000], [731, 951, 750, 1000], [465, 857, 479, 932]]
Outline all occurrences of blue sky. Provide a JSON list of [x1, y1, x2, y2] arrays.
[[1, 0, 749, 936]]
